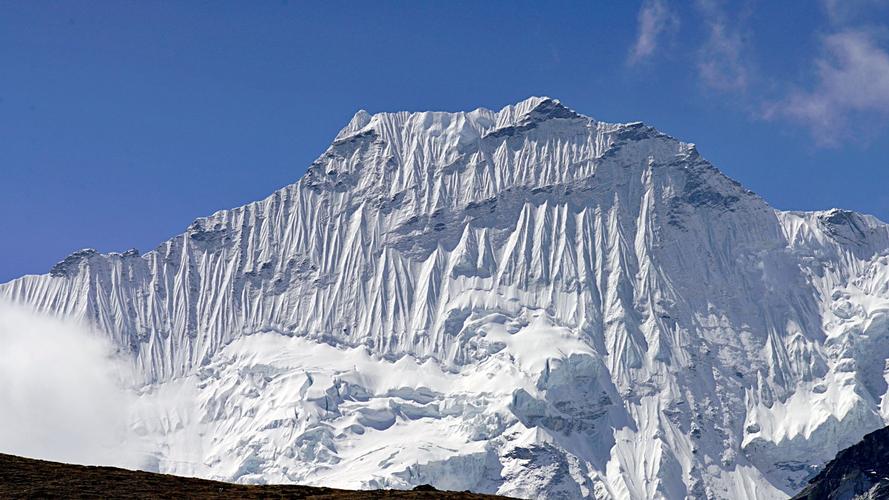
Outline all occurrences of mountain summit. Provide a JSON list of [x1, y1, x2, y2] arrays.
[[3, 98, 889, 499]]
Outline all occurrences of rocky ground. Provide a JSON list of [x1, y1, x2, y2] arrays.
[[0, 453, 505, 499], [793, 426, 889, 500]]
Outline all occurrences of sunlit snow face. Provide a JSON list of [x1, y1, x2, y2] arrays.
[[0, 301, 145, 468]]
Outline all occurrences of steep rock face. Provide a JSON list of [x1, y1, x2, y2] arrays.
[[792, 425, 889, 499], [3, 97, 889, 499]]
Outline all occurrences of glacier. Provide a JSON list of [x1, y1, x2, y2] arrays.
[[3, 96, 889, 499]]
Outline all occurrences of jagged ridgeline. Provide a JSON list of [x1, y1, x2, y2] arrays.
[[3, 98, 889, 499]]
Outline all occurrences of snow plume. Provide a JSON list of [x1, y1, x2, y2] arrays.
[[0, 300, 144, 468]]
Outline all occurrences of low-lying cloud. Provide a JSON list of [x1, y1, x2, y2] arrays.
[[0, 301, 144, 468]]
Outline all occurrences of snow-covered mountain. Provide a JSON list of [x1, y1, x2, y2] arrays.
[[3, 97, 889, 499]]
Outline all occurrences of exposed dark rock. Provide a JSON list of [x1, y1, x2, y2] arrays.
[[49, 248, 98, 277], [793, 426, 889, 500]]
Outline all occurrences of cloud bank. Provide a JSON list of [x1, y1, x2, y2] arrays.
[[0, 301, 145, 468]]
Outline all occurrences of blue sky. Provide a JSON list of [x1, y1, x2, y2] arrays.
[[1, 1, 888, 282]]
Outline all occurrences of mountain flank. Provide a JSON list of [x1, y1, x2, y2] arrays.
[[793, 426, 889, 500]]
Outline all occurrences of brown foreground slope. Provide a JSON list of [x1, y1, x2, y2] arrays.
[[0, 453, 506, 499]]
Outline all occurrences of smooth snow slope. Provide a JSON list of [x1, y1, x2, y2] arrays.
[[3, 97, 889, 499]]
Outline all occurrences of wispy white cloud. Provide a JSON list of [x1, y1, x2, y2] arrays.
[[764, 0, 889, 145], [0, 301, 146, 468], [821, 0, 889, 26], [695, 0, 751, 92], [771, 31, 889, 141], [626, 0, 889, 146], [628, 0, 678, 65]]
